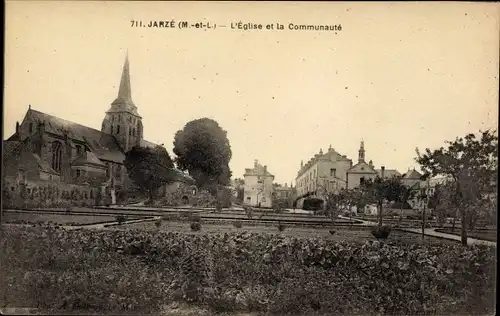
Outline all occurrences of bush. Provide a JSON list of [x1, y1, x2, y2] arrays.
[[115, 215, 127, 225], [154, 219, 162, 228], [233, 221, 243, 229], [371, 225, 392, 239], [277, 223, 286, 232], [190, 222, 202, 231]]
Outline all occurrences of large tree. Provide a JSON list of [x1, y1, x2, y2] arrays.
[[124, 145, 190, 201], [173, 118, 232, 194], [416, 129, 498, 245]]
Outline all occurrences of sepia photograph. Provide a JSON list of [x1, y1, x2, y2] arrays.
[[1, 1, 498, 315]]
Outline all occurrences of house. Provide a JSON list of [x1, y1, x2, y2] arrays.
[[243, 160, 274, 208]]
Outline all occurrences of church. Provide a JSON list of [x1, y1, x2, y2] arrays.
[[3, 55, 159, 200]]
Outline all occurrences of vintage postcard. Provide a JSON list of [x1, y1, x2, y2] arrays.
[[2, 1, 498, 315]]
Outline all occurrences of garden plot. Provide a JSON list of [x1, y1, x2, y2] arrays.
[[113, 220, 459, 244]]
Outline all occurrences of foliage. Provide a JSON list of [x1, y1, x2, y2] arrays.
[[360, 176, 409, 226], [371, 225, 392, 239], [190, 222, 202, 231], [0, 226, 495, 315], [416, 129, 498, 245], [154, 219, 162, 228], [173, 118, 232, 191], [233, 221, 243, 229], [277, 223, 286, 232], [123, 146, 181, 201], [323, 188, 362, 224], [115, 215, 127, 225]]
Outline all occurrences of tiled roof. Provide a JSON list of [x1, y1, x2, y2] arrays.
[[244, 167, 274, 177], [72, 151, 106, 167], [3, 140, 21, 156], [347, 161, 377, 174], [376, 169, 401, 178], [403, 169, 423, 179], [28, 109, 125, 163]]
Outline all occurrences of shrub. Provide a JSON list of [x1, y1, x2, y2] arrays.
[[116, 215, 127, 225], [233, 220, 243, 229], [154, 219, 162, 228], [277, 223, 286, 232], [190, 222, 202, 231], [371, 225, 392, 239]]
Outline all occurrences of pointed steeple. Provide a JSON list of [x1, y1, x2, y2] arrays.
[[109, 53, 139, 116], [118, 52, 132, 103]]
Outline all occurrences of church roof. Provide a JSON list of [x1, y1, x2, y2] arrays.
[[72, 151, 106, 167], [32, 153, 59, 175], [3, 140, 21, 156], [27, 109, 125, 163]]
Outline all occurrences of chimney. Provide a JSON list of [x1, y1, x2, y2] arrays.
[[264, 165, 267, 173], [285, 183, 288, 188], [381, 166, 385, 178], [15, 121, 20, 134], [254, 159, 258, 168]]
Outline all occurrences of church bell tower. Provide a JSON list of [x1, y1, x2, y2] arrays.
[[101, 53, 143, 152]]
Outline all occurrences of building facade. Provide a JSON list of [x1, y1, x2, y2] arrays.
[[243, 160, 275, 208], [295, 146, 352, 207], [3, 55, 159, 203]]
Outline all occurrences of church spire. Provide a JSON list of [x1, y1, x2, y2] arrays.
[[358, 140, 365, 163], [113, 53, 134, 106]]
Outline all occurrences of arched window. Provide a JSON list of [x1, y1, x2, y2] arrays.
[[117, 125, 120, 134], [51, 141, 62, 172], [110, 125, 114, 134], [129, 129, 131, 136]]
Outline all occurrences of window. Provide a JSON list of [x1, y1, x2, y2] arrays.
[[111, 125, 114, 134], [76, 145, 82, 155], [105, 162, 110, 177], [29, 123, 33, 133], [129, 129, 132, 136], [117, 125, 120, 134], [132, 128, 136, 136], [330, 168, 336, 177], [360, 177, 365, 184], [51, 141, 62, 172], [76, 169, 81, 178]]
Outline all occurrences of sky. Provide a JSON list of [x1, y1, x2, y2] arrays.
[[4, 1, 499, 185]]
